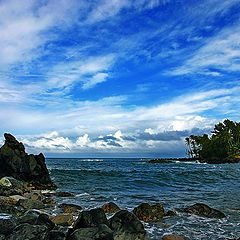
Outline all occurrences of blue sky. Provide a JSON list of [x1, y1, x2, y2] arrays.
[[0, 0, 240, 157]]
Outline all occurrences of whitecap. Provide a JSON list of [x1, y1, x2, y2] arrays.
[[76, 193, 90, 197]]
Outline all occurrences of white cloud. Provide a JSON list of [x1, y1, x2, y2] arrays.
[[82, 72, 109, 89], [169, 25, 240, 75], [47, 55, 115, 90]]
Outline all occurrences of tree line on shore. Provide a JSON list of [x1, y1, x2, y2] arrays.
[[185, 119, 240, 163]]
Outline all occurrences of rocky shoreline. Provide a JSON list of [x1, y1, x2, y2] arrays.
[[0, 134, 233, 239]]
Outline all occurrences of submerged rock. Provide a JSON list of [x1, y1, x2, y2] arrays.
[[102, 202, 120, 214], [133, 203, 164, 222], [109, 210, 147, 240], [0, 133, 56, 190], [54, 191, 74, 197], [184, 203, 226, 218]]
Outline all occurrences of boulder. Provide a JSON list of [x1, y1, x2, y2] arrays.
[[54, 214, 74, 226], [102, 202, 120, 214], [162, 234, 187, 240], [58, 203, 82, 214], [0, 216, 16, 235], [165, 210, 178, 217], [8, 223, 48, 240], [68, 224, 113, 240], [0, 133, 56, 190], [36, 213, 56, 230], [0, 196, 19, 206], [24, 191, 42, 201], [47, 230, 66, 240], [73, 208, 109, 229], [109, 210, 147, 240], [54, 191, 74, 197], [42, 197, 56, 205], [17, 209, 40, 224], [133, 203, 164, 222], [0, 177, 31, 196], [17, 198, 45, 210], [184, 203, 226, 218]]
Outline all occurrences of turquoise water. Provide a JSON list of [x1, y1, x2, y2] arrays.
[[46, 158, 240, 239]]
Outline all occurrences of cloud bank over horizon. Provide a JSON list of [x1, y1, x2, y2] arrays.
[[0, 0, 240, 157]]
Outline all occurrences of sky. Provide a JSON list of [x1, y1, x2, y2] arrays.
[[0, 0, 240, 157]]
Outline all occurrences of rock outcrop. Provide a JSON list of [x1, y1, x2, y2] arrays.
[[102, 202, 120, 214], [184, 203, 226, 218], [109, 210, 148, 240], [133, 203, 164, 222], [0, 133, 56, 189]]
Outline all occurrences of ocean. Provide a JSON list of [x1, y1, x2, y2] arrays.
[[46, 158, 240, 240]]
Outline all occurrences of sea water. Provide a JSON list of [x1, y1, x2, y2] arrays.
[[46, 158, 240, 240]]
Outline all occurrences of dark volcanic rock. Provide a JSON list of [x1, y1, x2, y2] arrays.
[[0, 216, 16, 235], [36, 213, 56, 230], [58, 203, 82, 214], [0, 133, 56, 189], [17, 198, 45, 210], [69, 224, 113, 240], [133, 203, 164, 222], [109, 210, 147, 240], [8, 223, 48, 240], [68, 208, 110, 238], [0, 177, 31, 196], [102, 202, 120, 214], [54, 191, 74, 197], [74, 208, 109, 229], [47, 230, 66, 240], [184, 203, 226, 218]]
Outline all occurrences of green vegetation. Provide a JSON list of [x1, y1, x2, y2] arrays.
[[185, 119, 240, 162]]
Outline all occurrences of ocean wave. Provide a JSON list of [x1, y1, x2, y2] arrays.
[[82, 159, 104, 162]]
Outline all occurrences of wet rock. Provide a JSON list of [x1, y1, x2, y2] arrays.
[[0, 133, 56, 190], [54, 191, 74, 197], [43, 197, 56, 205], [9, 195, 27, 203], [36, 213, 56, 230], [24, 191, 42, 201], [0, 216, 16, 235], [8, 223, 48, 240], [0, 177, 12, 187], [17, 209, 40, 224], [165, 210, 178, 217], [54, 214, 74, 226], [162, 234, 187, 240], [0, 204, 23, 216], [102, 202, 120, 214], [69, 224, 113, 240], [109, 210, 147, 240], [73, 208, 109, 229], [0, 196, 19, 206], [0, 177, 31, 196], [133, 203, 164, 222], [47, 230, 66, 240], [184, 203, 226, 218], [18, 198, 45, 210], [58, 203, 82, 214]]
